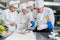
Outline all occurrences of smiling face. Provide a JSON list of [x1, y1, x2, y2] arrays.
[[22, 9, 27, 15], [9, 6, 17, 12], [36, 7, 44, 13]]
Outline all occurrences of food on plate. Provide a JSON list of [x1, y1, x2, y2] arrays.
[[2, 30, 11, 36]]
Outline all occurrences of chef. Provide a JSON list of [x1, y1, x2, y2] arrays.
[[33, 0, 55, 32], [27, 1, 35, 17], [27, 1, 35, 29], [17, 3, 35, 31], [1, 1, 19, 32], [27, 1, 35, 12], [17, 3, 28, 30]]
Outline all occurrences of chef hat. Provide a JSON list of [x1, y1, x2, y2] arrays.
[[35, 0, 44, 8], [20, 3, 27, 10], [27, 1, 35, 7], [9, 1, 19, 8]]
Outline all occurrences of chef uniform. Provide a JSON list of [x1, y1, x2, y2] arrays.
[[27, 1, 35, 29], [27, 1, 35, 17], [17, 3, 35, 30], [1, 1, 19, 32], [33, 0, 55, 32], [17, 3, 28, 30]]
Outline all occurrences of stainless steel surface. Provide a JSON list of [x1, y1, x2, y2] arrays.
[[0, 32, 51, 40], [54, 0, 60, 2], [44, 2, 60, 6], [53, 27, 60, 32], [36, 32, 51, 40], [0, 3, 6, 8]]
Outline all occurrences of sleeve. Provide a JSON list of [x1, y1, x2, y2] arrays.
[[29, 13, 35, 27], [47, 8, 55, 29], [47, 21, 53, 29], [16, 14, 21, 27], [1, 11, 10, 26], [14, 13, 18, 24]]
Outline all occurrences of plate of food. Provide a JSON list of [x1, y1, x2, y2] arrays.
[[2, 30, 12, 37]]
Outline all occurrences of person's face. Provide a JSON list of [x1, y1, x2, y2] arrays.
[[9, 6, 17, 12], [29, 6, 34, 11], [36, 7, 44, 13], [22, 9, 27, 15]]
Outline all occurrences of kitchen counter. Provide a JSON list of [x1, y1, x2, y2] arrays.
[[0, 32, 51, 40], [36, 32, 51, 40]]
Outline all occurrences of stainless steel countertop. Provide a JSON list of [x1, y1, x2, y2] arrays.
[[44, 1, 60, 6], [0, 32, 51, 40]]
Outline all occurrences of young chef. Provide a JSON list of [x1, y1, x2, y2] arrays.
[[17, 3, 35, 31], [1, 1, 19, 32]]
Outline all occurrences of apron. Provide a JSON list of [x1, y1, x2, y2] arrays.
[[17, 13, 29, 31]]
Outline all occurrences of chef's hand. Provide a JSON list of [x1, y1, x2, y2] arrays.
[[10, 22, 16, 26], [24, 30, 30, 33], [27, 22, 32, 27], [37, 24, 48, 30]]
